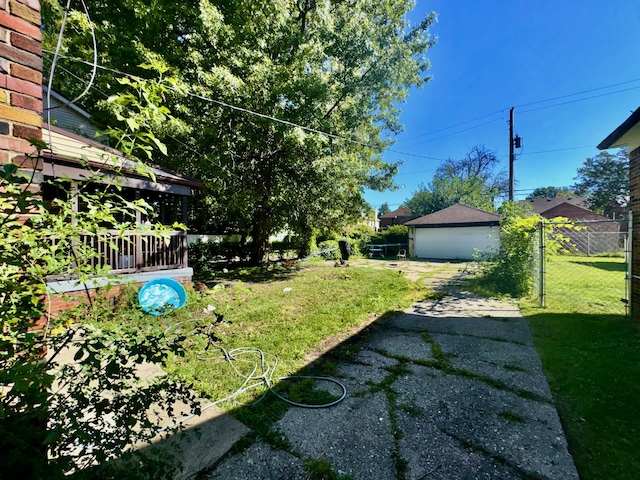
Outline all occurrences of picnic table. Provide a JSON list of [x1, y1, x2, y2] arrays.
[[367, 243, 408, 258]]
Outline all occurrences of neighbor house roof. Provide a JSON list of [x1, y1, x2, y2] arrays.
[[405, 204, 500, 228], [598, 105, 640, 152], [539, 202, 609, 222], [379, 207, 412, 219], [524, 196, 589, 215]]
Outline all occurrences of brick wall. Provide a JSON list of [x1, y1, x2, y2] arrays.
[[47, 278, 193, 318], [630, 146, 640, 320], [0, 0, 42, 165]]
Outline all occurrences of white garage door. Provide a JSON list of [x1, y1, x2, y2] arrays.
[[414, 226, 500, 260]]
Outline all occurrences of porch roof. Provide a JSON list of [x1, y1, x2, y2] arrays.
[[40, 123, 203, 195]]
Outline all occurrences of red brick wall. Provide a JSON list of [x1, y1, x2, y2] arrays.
[[47, 277, 193, 317], [630, 146, 640, 321], [0, 0, 42, 165]]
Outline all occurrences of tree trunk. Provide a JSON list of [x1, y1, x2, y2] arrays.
[[249, 213, 270, 266]]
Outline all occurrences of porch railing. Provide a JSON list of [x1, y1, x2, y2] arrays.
[[80, 230, 188, 274]]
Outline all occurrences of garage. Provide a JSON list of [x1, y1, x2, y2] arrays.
[[406, 204, 500, 260]]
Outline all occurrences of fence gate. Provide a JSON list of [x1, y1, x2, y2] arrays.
[[534, 215, 631, 316]]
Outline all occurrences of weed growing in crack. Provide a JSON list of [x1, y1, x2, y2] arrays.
[[304, 458, 354, 480], [400, 402, 422, 418], [503, 363, 528, 373], [499, 411, 527, 423]]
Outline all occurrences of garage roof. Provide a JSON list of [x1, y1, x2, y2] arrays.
[[405, 204, 500, 228]]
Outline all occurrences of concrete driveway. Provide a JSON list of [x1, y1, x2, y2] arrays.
[[203, 260, 578, 479]]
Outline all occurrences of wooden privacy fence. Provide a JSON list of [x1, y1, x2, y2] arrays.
[[79, 230, 188, 274]]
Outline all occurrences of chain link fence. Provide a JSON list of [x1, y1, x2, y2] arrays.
[[533, 217, 631, 315]]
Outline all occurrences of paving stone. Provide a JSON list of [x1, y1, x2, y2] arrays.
[[389, 313, 532, 344], [393, 365, 579, 480], [207, 440, 307, 480], [396, 417, 523, 479], [365, 329, 432, 361], [277, 392, 396, 480], [430, 332, 541, 373], [336, 350, 399, 389]]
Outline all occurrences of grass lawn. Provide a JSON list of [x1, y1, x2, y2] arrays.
[[522, 255, 640, 480], [86, 263, 423, 443]]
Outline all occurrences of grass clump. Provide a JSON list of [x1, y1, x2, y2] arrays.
[[304, 458, 354, 480]]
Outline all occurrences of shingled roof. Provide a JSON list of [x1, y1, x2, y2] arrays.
[[523, 196, 589, 215], [405, 204, 500, 227], [379, 207, 412, 219]]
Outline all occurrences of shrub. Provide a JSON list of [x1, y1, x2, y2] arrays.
[[477, 203, 574, 297]]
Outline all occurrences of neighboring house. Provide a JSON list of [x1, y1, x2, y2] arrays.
[[524, 196, 589, 215], [42, 86, 102, 140], [379, 207, 412, 229], [405, 204, 500, 260], [597, 105, 640, 320], [359, 209, 380, 231], [524, 196, 622, 255]]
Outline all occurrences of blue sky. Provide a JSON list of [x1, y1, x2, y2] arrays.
[[365, 0, 640, 212]]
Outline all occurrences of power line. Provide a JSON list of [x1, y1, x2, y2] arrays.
[[44, 50, 457, 162], [401, 117, 506, 148], [518, 85, 640, 115], [514, 77, 640, 109], [43, 50, 640, 163], [517, 145, 595, 156], [395, 109, 505, 143]]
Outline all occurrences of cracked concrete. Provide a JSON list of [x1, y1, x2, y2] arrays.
[[204, 261, 579, 480]]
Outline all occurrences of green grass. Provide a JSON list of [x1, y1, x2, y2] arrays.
[[521, 256, 640, 480], [542, 255, 627, 315], [79, 264, 422, 439]]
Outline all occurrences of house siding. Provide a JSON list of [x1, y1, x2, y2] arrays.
[[43, 92, 101, 139], [630, 145, 640, 320]]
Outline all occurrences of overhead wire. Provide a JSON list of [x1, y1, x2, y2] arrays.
[[43, 50, 640, 165], [43, 50, 453, 162]]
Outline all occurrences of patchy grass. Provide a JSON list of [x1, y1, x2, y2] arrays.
[[72, 264, 422, 447], [163, 266, 421, 403], [521, 257, 640, 480]]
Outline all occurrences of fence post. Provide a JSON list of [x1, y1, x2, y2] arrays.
[[539, 221, 546, 308], [627, 210, 633, 317]]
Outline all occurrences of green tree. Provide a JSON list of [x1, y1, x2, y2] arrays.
[[43, 0, 437, 265], [573, 149, 629, 213], [404, 174, 497, 218], [378, 202, 390, 217], [526, 186, 578, 199]]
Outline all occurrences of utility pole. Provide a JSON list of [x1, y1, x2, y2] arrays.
[[509, 107, 514, 202]]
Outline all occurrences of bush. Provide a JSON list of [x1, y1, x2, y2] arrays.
[[479, 213, 538, 296], [477, 203, 574, 297], [345, 224, 374, 256]]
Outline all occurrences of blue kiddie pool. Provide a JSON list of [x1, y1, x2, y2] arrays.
[[138, 278, 187, 315]]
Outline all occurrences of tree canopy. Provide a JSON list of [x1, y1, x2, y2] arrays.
[[378, 202, 391, 217], [43, 0, 437, 264], [573, 149, 629, 214], [403, 145, 500, 218], [435, 145, 507, 195], [525, 186, 579, 200]]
